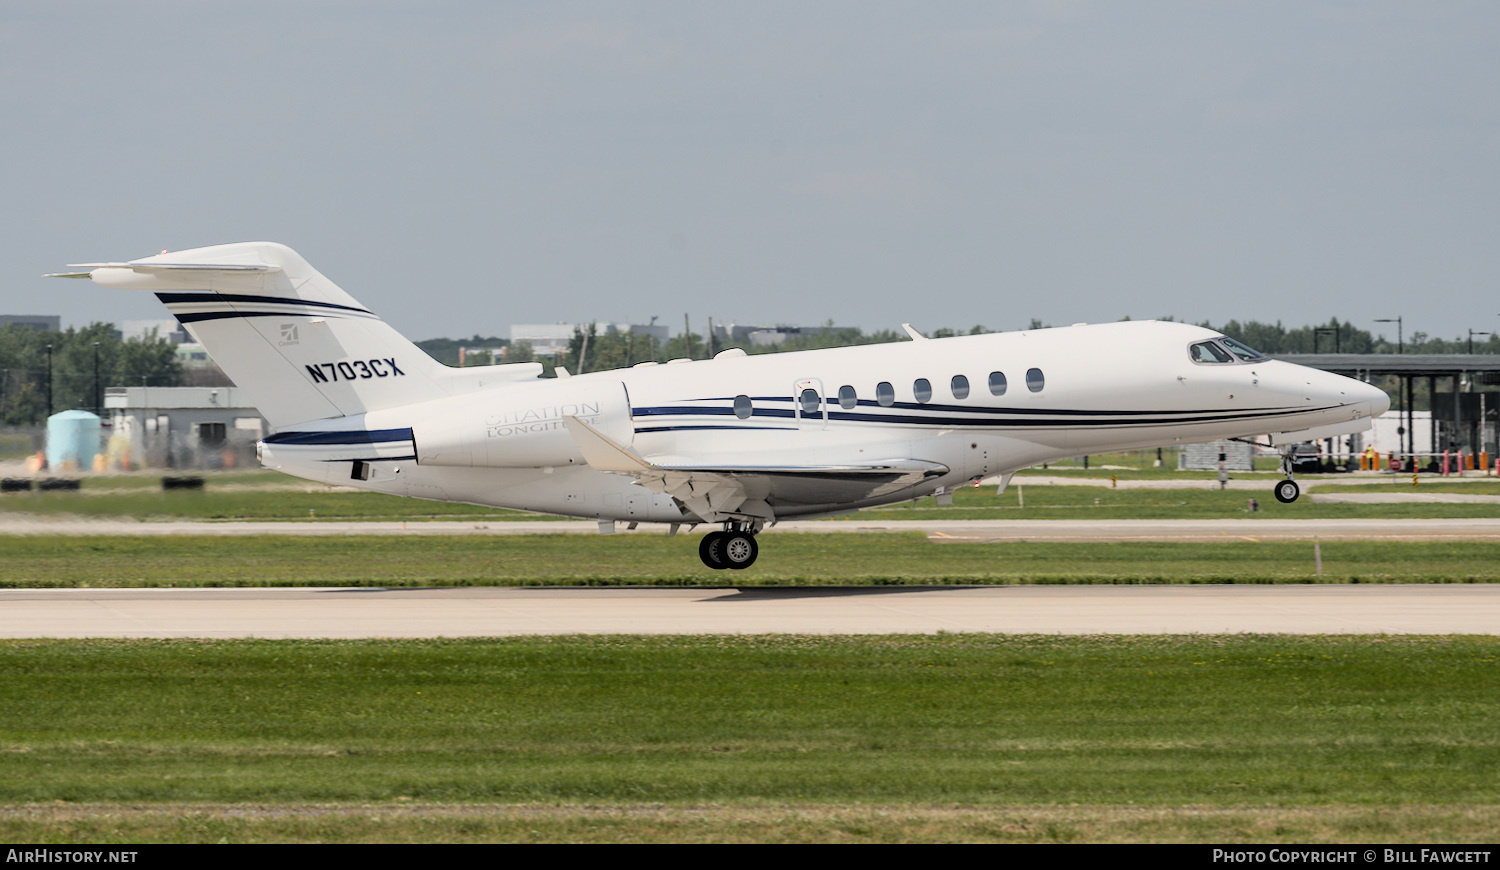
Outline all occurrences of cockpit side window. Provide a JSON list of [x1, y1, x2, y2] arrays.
[[1218, 337, 1267, 361], [1189, 341, 1234, 364]]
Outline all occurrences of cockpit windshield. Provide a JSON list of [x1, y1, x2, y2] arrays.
[[1189, 337, 1268, 364], [1218, 337, 1267, 361], [1189, 341, 1233, 363]]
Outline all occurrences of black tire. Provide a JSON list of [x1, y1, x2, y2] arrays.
[[721, 533, 759, 569], [1274, 479, 1300, 504], [699, 532, 728, 569]]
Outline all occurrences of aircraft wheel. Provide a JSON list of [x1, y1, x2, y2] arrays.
[[721, 532, 759, 570], [699, 532, 729, 569], [1274, 479, 1300, 504]]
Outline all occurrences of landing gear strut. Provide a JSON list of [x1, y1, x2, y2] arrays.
[[1275, 448, 1300, 504], [699, 522, 760, 569]]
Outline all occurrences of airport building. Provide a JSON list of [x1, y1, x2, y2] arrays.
[[0, 315, 61, 332], [510, 322, 672, 359], [1281, 353, 1500, 466], [103, 386, 268, 469]]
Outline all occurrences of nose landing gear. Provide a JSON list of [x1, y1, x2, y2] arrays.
[[699, 522, 761, 569], [1274, 448, 1300, 503]]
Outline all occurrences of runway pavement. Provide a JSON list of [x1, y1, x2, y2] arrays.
[[3, 584, 1496, 638]]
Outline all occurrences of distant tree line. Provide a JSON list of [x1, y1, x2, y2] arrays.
[[1206, 317, 1500, 356], [548, 321, 999, 374], [413, 335, 510, 367], [0, 324, 182, 425], [413, 317, 1500, 377]]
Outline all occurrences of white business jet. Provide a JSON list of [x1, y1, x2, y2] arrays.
[[52, 242, 1390, 569]]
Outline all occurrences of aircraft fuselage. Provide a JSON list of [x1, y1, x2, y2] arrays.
[[259, 320, 1387, 524]]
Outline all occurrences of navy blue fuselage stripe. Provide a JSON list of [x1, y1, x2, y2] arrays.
[[633, 405, 1329, 425], [322, 454, 417, 462], [264, 427, 414, 446], [635, 425, 796, 433], [155, 291, 373, 315], [819, 408, 1328, 427], [175, 310, 352, 324], [634, 405, 795, 419], [634, 401, 1304, 418], [632, 407, 1340, 429]]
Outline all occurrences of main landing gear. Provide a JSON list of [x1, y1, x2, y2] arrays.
[[1274, 448, 1300, 504], [699, 523, 760, 569]]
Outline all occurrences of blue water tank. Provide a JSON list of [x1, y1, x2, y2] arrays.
[[46, 410, 102, 470]]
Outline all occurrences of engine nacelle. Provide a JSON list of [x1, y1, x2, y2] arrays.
[[399, 378, 635, 468]]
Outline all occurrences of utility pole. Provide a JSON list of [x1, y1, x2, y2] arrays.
[[1469, 329, 1491, 354], [1375, 317, 1403, 354], [93, 341, 101, 415], [684, 313, 693, 359], [45, 343, 53, 418]]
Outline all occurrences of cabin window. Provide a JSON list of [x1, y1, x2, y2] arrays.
[[733, 394, 752, 420], [951, 374, 969, 400], [1219, 337, 1266, 361], [799, 388, 821, 415], [1026, 368, 1045, 392], [838, 385, 857, 409], [914, 378, 932, 403], [1189, 341, 1233, 364], [876, 381, 895, 407], [988, 371, 1008, 396]]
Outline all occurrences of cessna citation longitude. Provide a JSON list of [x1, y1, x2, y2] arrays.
[[52, 242, 1390, 569]]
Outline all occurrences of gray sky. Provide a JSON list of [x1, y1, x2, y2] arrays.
[[3, 1, 1497, 344]]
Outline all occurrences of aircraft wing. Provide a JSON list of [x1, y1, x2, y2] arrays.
[[562, 416, 947, 523]]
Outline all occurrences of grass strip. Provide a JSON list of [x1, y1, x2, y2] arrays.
[[3, 803, 1498, 844], [4, 480, 1500, 522], [0, 635, 1496, 812], [0, 488, 549, 522], [2, 535, 1500, 586]]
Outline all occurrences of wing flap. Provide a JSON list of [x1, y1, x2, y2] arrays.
[[562, 415, 949, 522]]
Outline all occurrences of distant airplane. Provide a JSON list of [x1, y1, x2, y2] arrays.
[[52, 242, 1389, 568]]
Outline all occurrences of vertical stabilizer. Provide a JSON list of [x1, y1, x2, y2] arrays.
[[69, 242, 454, 428]]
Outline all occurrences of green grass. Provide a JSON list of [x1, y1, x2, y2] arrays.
[[3, 534, 1499, 587], [0, 432, 36, 462], [0, 635, 1495, 811], [0, 487, 554, 522], [6, 803, 1498, 843], [864, 483, 1500, 520], [68, 471, 285, 490], [1013, 449, 1287, 476], [1327, 480, 1500, 495], [6, 478, 1500, 522]]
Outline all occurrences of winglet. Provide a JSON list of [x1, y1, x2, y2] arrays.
[[562, 415, 652, 473], [902, 323, 926, 341]]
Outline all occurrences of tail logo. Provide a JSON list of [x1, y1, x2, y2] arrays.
[[279, 324, 300, 346]]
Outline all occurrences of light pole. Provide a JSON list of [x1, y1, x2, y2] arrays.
[[92, 341, 101, 415], [1469, 330, 1491, 354], [1375, 317, 1403, 354]]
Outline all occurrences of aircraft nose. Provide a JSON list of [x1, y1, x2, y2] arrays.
[[1363, 381, 1392, 419]]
